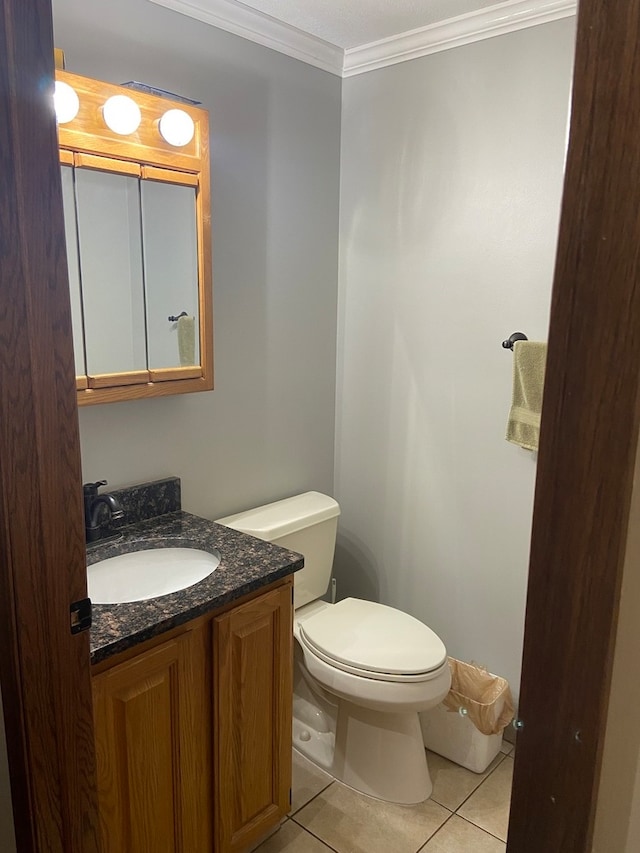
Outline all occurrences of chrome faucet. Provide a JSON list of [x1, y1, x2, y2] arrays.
[[83, 480, 125, 543]]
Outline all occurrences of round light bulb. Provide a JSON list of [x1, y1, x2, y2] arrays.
[[159, 109, 195, 147], [102, 95, 141, 135], [54, 81, 80, 124]]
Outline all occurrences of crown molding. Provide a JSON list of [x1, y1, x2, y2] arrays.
[[344, 1, 578, 77], [148, 0, 577, 79], [148, 0, 344, 76]]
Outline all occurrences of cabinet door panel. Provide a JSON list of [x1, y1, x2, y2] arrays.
[[122, 668, 176, 853], [214, 584, 293, 853], [92, 626, 211, 853]]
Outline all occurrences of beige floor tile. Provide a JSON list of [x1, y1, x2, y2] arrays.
[[457, 756, 513, 841], [294, 780, 451, 853], [428, 750, 505, 811], [253, 819, 335, 852], [291, 750, 334, 814], [499, 740, 514, 755], [419, 815, 506, 852]]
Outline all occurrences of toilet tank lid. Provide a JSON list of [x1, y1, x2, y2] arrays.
[[215, 491, 340, 541]]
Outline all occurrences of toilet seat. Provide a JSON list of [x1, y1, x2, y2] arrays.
[[298, 598, 447, 683]]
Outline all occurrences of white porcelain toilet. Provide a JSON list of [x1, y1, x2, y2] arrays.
[[216, 491, 451, 804]]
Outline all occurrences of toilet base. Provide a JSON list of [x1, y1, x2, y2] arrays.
[[293, 704, 432, 804], [293, 715, 335, 773], [293, 639, 435, 804], [331, 699, 432, 804]]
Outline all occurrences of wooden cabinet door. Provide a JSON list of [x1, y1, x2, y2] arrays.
[[92, 624, 212, 853], [214, 583, 293, 853]]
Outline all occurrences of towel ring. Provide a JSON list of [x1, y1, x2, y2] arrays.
[[502, 332, 528, 350], [168, 312, 188, 322]]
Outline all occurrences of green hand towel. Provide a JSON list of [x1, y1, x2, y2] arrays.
[[506, 341, 547, 451], [177, 315, 196, 366]]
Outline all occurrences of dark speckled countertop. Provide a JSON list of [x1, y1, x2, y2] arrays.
[[87, 510, 304, 665]]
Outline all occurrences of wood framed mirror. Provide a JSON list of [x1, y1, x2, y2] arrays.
[[56, 69, 213, 406]]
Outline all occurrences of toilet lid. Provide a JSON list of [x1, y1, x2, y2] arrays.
[[298, 598, 447, 678]]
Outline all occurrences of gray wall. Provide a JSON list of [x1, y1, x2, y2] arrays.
[[52, 0, 342, 519], [336, 19, 576, 701]]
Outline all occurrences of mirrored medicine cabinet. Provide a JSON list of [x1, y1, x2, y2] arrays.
[[56, 69, 213, 406]]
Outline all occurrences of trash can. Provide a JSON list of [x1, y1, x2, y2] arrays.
[[420, 658, 515, 773]]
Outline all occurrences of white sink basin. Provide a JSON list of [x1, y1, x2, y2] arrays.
[[88, 547, 220, 604]]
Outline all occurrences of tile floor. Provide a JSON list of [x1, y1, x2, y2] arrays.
[[255, 743, 514, 853]]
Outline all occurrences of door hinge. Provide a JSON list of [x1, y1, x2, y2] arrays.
[[70, 597, 92, 634]]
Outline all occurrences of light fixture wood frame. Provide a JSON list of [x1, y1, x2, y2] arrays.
[[56, 69, 213, 406]]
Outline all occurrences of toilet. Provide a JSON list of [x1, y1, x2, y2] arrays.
[[216, 491, 451, 804]]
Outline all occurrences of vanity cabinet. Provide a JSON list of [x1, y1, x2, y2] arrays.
[[91, 578, 293, 853]]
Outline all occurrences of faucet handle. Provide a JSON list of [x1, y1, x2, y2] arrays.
[[83, 480, 108, 495]]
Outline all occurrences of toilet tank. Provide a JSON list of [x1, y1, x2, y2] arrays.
[[216, 492, 340, 610]]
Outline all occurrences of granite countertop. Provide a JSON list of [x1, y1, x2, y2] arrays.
[[87, 510, 304, 665]]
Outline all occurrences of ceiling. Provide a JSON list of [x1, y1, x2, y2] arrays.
[[235, 0, 506, 50], [149, 0, 577, 76]]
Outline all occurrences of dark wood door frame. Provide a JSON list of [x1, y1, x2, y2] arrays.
[[1, 0, 639, 851], [508, 0, 640, 850], [0, 1, 100, 851]]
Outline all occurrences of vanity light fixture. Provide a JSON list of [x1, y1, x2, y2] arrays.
[[158, 108, 195, 147], [102, 94, 142, 135], [54, 80, 80, 123]]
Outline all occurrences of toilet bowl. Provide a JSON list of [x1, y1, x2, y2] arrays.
[[216, 492, 451, 804]]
